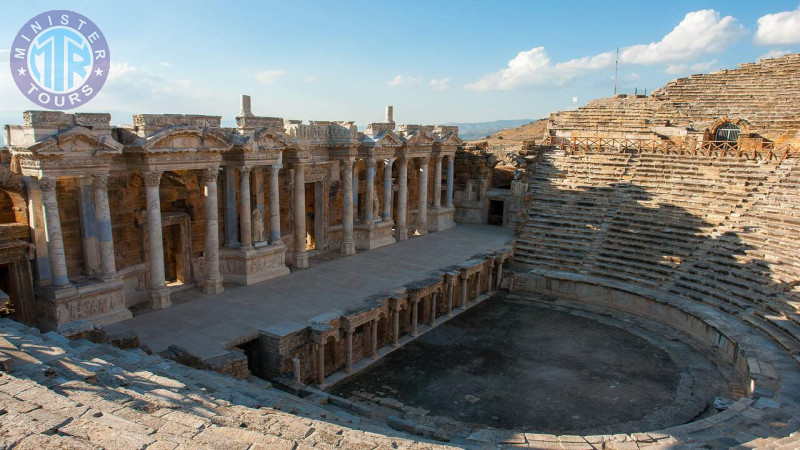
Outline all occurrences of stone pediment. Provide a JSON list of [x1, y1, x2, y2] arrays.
[[437, 133, 463, 146], [27, 126, 123, 158], [145, 126, 232, 153], [373, 131, 404, 147], [254, 130, 296, 150], [405, 131, 435, 146]]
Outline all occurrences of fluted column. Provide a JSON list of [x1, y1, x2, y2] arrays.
[[382, 159, 394, 221], [364, 157, 376, 223], [239, 167, 252, 249], [433, 155, 443, 208], [418, 157, 429, 235], [144, 172, 170, 308], [39, 177, 70, 288], [396, 158, 408, 240], [92, 175, 117, 279], [203, 169, 223, 294], [268, 165, 282, 244], [446, 155, 454, 207], [345, 328, 354, 374], [293, 163, 308, 268], [341, 160, 356, 255]]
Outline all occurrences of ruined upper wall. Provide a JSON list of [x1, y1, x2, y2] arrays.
[[549, 52, 800, 143]]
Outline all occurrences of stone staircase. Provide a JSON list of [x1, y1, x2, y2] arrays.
[[0, 318, 452, 449]]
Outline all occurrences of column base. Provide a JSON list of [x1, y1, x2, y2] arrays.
[[355, 220, 396, 250], [150, 287, 171, 310], [219, 243, 290, 285], [341, 241, 356, 256], [294, 251, 309, 269], [427, 206, 457, 232], [202, 277, 225, 294], [36, 278, 130, 331], [396, 226, 409, 241]]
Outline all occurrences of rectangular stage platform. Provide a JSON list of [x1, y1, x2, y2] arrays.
[[106, 224, 514, 362]]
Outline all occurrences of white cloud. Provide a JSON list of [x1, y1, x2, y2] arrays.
[[626, 72, 641, 81], [621, 10, 746, 65], [758, 48, 792, 60], [465, 9, 746, 91], [429, 77, 451, 90], [303, 76, 318, 84], [665, 59, 718, 75], [387, 75, 422, 87], [159, 62, 172, 67], [108, 61, 137, 81], [755, 6, 800, 45], [255, 70, 286, 84], [0, 49, 9, 54]]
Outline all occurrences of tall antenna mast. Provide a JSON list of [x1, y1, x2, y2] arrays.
[[613, 47, 619, 96]]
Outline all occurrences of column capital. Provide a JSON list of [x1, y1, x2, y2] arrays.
[[143, 171, 162, 187], [435, 154, 444, 161], [39, 176, 57, 192], [268, 164, 283, 173], [202, 168, 220, 183], [293, 162, 306, 170], [365, 157, 376, 168], [92, 174, 109, 189], [240, 166, 252, 176]]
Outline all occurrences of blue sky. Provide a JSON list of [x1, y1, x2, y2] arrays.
[[2, 0, 800, 141]]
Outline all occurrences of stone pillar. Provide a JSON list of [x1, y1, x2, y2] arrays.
[[446, 155, 455, 207], [223, 167, 239, 247], [433, 155, 443, 208], [392, 304, 400, 347], [487, 260, 494, 292], [92, 175, 117, 279], [497, 258, 504, 289], [77, 177, 101, 276], [341, 160, 356, 255], [429, 292, 437, 327], [364, 157, 376, 223], [39, 177, 70, 288], [315, 340, 325, 386], [371, 319, 379, 359], [203, 169, 224, 294], [352, 161, 359, 222], [24, 177, 51, 284], [382, 159, 394, 221], [418, 157, 429, 235], [144, 172, 170, 308], [446, 274, 455, 317], [252, 167, 265, 243], [268, 165, 282, 244], [459, 272, 468, 310], [239, 167, 252, 249], [293, 163, 308, 268], [345, 328, 354, 374], [396, 158, 408, 240], [411, 292, 419, 337]]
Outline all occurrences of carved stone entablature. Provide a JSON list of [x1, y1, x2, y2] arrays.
[[304, 163, 332, 183], [133, 114, 222, 137], [282, 148, 313, 164], [145, 126, 232, 153], [285, 120, 358, 146], [26, 126, 123, 157], [342, 309, 380, 330], [237, 116, 284, 132], [360, 130, 404, 153]]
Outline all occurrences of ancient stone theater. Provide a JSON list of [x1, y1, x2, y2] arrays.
[[1, 53, 800, 448]]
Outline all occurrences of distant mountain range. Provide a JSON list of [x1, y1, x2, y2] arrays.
[[445, 119, 535, 140]]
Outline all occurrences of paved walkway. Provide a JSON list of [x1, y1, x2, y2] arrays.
[[106, 225, 514, 360]]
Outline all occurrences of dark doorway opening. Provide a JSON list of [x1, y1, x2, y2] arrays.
[[488, 200, 504, 226]]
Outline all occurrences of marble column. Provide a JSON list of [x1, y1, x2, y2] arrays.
[[24, 177, 51, 284], [364, 157, 376, 223], [382, 159, 394, 221], [459, 272, 468, 310], [239, 167, 252, 249], [371, 319, 379, 359], [268, 165, 282, 244], [293, 163, 308, 268], [433, 155, 443, 208], [392, 305, 400, 347], [223, 167, 239, 248], [144, 172, 170, 308], [429, 292, 437, 327], [496, 258, 504, 289], [203, 169, 223, 294], [341, 160, 356, 255], [352, 161, 359, 222], [77, 178, 101, 276], [39, 177, 70, 288], [446, 155, 455, 207], [411, 292, 419, 337], [316, 340, 325, 386], [345, 328, 354, 374], [418, 157, 429, 235], [396, 158, 408, 240], [92, 175, 117, 279]]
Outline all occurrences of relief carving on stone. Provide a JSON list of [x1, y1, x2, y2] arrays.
[[252, 209, 265, 242]]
